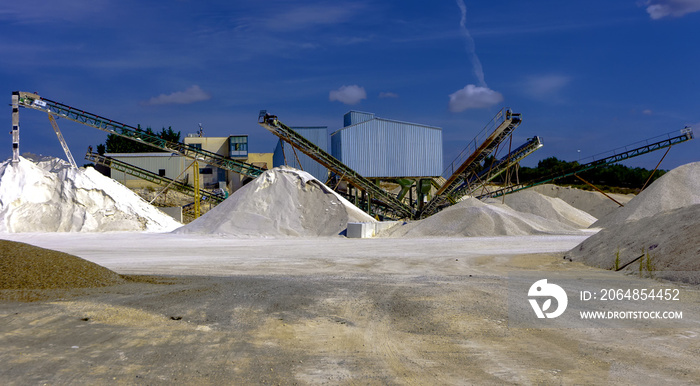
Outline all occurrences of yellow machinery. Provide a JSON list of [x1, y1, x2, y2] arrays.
[[193, 160, 200, 218]]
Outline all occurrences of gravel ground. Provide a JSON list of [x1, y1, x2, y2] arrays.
[[1, 232, 699, 385]]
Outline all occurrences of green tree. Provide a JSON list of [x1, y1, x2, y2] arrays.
[[517, 156, 666, 191], [519, 157, 580, 183], [102, 126, 181, 153]]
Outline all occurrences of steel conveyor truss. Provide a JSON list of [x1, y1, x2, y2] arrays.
[[479, 127, 695, 200], [419, 109, 522, 218], [444, 135, 543, 205], [14, 91, 265, 179], [85, 151, 225, 205], [258, 111, 414, 219]]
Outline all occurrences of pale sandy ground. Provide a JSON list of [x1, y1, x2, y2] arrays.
[[1, 232, 699, 385]]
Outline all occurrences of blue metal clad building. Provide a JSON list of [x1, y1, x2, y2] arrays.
[[331, 112, 443, 178], [344, 111, 375, 127], [273, 126, 329, 182]]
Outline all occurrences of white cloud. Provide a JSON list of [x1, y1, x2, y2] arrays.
[[522, 74, 571, 100], [449, 1, 502, 113], [645, 0, 700, 19], [143, 85, 211, 106], [379, 91, 399, 98], [448, 84, 503, 112], [329, 85, 367, 105], [642, 109, 653, 115]]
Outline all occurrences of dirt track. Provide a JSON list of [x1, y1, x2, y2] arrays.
[[1, 234, 699, 384]]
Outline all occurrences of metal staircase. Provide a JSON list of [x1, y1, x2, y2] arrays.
[[419, 109, 523, 218], [445, 136, 543, 203]]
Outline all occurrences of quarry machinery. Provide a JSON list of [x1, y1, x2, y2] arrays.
[[258, 109, 541, 220], [47, 113, 78, 169], [85, 151, 225, 207], [259, 111, 415, 219], [14, 91, 266, 179], [11, 93, 19, 164], [419, 109, 524, 218], [480, 127, 695, 200], [444, 135, 543, 202]]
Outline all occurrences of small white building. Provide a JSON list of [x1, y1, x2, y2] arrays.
[[104, 135, 272, 192]]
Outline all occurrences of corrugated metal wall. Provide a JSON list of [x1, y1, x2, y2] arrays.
[[107, 153, 187, 187], [273, 126, 329, 182], [344, 111, 374, 127], [331, 132, 342, 165], [331, 118, 443, 178]]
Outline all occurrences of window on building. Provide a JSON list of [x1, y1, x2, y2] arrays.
[[229, 135, 248, 158], [190, 143, 202, 150], [199, 168, 213, 175], [158, 169, 166, 177]]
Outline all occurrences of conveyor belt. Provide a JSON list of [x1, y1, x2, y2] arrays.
[[420, 109, 522, 217], [480, 128, 694, 199], [85, 151, 225, 205], [15, 91, 265, 178], [258, 111, 414, 219]]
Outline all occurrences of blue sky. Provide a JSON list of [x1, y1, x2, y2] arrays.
[[2, 0, 699, 172]]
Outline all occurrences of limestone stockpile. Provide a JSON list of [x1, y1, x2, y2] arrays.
[[498, 190, 598, 228], [593, 162, 700, 228], [531, 184, 634, 219], [566, 204, 700, 283], [0, 239, 124, 290], [381, 197, 580, 238], [176, 166, 375, 237], [0, 156, 181, 232]]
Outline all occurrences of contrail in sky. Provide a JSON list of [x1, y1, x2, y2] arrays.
[[448, 0, 503, 112], [456, 0, 486, 87]]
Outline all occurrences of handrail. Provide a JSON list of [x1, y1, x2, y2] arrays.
[[480, 128, 694, 199]]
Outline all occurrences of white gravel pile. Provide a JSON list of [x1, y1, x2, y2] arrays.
[[566, 204, 700, 282], [499, 190, 598, 228], [0, 156, 181, 232], [593, 162, 700, 228], [531, 184, 633, 219], [381, 197, 580, 238], [177, 166, 375, 237]]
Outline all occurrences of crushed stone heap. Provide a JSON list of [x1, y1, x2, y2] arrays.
[[566, 162, 700, 282], [498, 190, 598, 228], [381, 197, 580, 238], [176, 166, 375, 237], [0, 156, 181, 232], [0, 239, 124, 290], [531, 184, 633, 220], [593, 161, 700, 228], [566, 204, 700, 282]]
